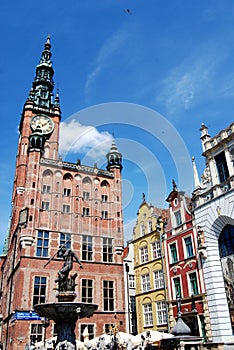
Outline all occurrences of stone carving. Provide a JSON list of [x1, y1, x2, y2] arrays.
[[201, 166, 211, 186]]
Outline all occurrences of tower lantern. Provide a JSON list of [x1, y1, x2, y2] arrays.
[[106, 140, 123, 172]]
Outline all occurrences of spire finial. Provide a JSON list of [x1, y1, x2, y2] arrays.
[[172, 179, 178, 191]]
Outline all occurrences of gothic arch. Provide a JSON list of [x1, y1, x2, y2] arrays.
[[100, 180, 110, 188], [63, 173, 73, 181], [42, 169, 53, 178], [82, 176, 92, 185]]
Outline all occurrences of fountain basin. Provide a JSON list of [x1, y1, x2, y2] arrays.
[[34, 302, 98, 348], [34, 302, 98, 321]]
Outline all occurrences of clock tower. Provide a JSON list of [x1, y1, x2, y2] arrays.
[[11, 35, 61, 238], [0, 37, 125, 350]]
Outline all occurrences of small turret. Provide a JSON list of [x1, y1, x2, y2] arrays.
[[106, 140, 122, 172], [200, 123, 211, 153]]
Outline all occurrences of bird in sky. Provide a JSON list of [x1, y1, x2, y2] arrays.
[[124, 9, 133, 15]]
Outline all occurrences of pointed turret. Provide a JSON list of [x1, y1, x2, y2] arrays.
[[27, 35, 55, 109], [192, 156, 201, 190], [200, 123, 211, 153], [106, 140, 123, 172]]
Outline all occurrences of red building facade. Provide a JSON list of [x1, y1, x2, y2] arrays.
[[0, 37, 125, 349], [163, 181, 211, 341]]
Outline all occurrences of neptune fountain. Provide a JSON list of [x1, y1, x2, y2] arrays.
[[34, 246, 98, 350]]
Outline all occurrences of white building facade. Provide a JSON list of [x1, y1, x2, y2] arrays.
[[123, 242, 137, 335], [192, 123, 234, 347]]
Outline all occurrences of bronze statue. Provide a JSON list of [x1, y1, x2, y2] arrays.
[[55, 246, 83, 292]]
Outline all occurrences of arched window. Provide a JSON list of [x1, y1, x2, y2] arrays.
[[219, 225, 234, 258]]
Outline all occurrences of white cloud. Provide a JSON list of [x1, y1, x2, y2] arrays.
[[157, 46, 226, 114], [59, 119, 113, 160], [85, 29, 129, 98]]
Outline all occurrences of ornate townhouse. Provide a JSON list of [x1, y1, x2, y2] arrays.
[[163, 181, 211, 342], [132, 196, 169, 334], [0, 37, 126, 350], [192, 123, 234, 346]]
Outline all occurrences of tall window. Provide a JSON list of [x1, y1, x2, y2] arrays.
[[154, 270, 164, 289], [152, 240, 161, 259], [82, 235, 93, 261], [83, 207, 90, 216], [156, 301, 167, 325], [103, 238, 113, 262], [130, 296, 137, 335], [33, 276, 47, 306], [30, 324, 43, 344], [175, 211, 182, 226], [189, 272, 199, 295], [215, 151, 229, 183], [140, 245, 149, 263], [184, 236, 194, 258], [129, 274, 135, 288], [36, 231, 49, 257], [83, 191, 90, 200], [103, 280, 114, 311], [148, 221, 152, 233], [80, 324, 94, 341], [41, 201, 49, 211], [130, 296, 136, 314], [143, 303, 153, 327], [63, 188, 71, 196], [62, 204, 70, 213], [42, 185, 51, 193], [141, 273, 150, 292], [140, 224, 145, 236], [101, 194, 108, 202], [169, 243, 178, 263], [173, 277, 182, 298], [82, 279, 93, 303], [101, 211, 108, 219], [60, 233, 71, 249]]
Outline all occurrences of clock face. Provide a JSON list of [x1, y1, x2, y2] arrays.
[[31, 115, 54, 134]]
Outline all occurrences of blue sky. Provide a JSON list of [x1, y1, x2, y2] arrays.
[[1, 0, 234, 249]]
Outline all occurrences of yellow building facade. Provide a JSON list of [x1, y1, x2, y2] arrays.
[[132, 198, 169, 333]]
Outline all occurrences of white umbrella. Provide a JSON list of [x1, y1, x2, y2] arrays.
[[116, 332, 135, 345], [76, 340, 85, 349], [89, 333, 112, 346], [132, 331, 173, 345]]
